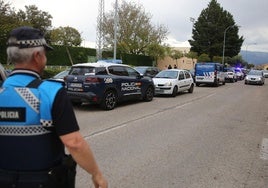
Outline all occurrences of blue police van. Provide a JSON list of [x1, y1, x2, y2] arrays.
[[195, 62, 225, 87], [65, 61, 155, 110]]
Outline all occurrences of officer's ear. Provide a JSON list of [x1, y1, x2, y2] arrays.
[[32, 50, 44, 64]]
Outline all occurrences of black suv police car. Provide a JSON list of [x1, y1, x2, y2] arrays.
[[65, 61, 155, 110]]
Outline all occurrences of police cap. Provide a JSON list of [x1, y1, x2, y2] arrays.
[[7, 26, 53, 51]]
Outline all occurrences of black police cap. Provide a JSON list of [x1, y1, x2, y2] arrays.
[[7, 26, 53, 51]]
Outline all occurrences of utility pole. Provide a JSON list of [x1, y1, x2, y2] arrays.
[[113, 0, 118, 62], [96, 0, 104, 60], [222, 25, 240, 67]]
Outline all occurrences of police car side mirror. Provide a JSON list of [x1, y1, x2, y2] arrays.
[[137, 74, 143, 79]]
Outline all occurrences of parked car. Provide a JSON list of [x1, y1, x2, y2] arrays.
[[51, 68, 70, 82], [153, 69, 194, 97], [134, 66, 160, 78], [263, 70, 268, 78], [65, 61, 155, 110], [244, 70, 265, 85], [234, 68, 244, 80], [0, 63, 8, 87], [224, 68, 237, 83]]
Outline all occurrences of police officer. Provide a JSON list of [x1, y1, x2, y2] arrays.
[[0, 26, 108, 188]]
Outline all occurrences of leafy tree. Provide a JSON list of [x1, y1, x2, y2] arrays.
[[17, 5, 52, 34], [185, 51, 198, 65], [188, 0, 244, 61], [0, 1, 19, 40], [0, 1, 21, 63], [146, 43, 167, 66], [50, 26, 82, 46], [102, 0, 168, 55], [198, 53, 210, 62], [170, 49, 183, 61], [212, 56, 222, 63], [231, 55, 247, 67]]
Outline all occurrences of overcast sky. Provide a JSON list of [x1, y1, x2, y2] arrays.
[[9, 0, 268, 52]]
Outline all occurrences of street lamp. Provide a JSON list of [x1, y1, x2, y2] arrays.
[[245, 43, 257, 63], [113, 0, 118, 62], [222, 25, 237, 67]]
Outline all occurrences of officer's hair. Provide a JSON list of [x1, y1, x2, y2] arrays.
[[6, 46, 44, 64]]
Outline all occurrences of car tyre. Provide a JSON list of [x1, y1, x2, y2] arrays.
[[188, 84, 194, 93], [101, 90, 117, 110], [171, 86, 178, 97], [143, 86, 154, 101]]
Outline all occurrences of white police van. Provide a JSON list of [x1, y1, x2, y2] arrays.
[[195, 62, 225, 87]]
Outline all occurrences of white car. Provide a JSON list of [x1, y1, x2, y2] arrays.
[[153, 69, 194, 97], [244, 70, 265, 85], [225, 70, 237, 83], [235, 69, 244, 80], [263, 70, 268, 78]]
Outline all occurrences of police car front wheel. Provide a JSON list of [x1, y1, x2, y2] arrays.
[[143, 86, 154, 101]]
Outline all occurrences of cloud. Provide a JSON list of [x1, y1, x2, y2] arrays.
[[9, 0, 268, 52]]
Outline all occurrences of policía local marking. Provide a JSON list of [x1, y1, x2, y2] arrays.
[[0, 107, 26, 122]]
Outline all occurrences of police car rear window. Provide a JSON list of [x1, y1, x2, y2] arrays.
[[70, 67, 95, 75]]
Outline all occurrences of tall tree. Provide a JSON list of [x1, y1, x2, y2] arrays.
[[50, 26, 82, 46], [0, 0, 20, 63], [188, 0, 244, 61], [102, 0, 168, 55], [17, 5, 52, 34], [0, 1, 19, 41]]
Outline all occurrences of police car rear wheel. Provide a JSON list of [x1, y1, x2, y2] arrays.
[[101, 90, 117, 110]]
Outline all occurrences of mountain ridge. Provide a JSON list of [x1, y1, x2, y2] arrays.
[[240, 50, 268, 65]]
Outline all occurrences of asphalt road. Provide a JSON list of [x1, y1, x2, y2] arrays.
[[73, 80, 268, 188]]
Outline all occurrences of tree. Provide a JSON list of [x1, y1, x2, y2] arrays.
[[102, 0, 168, 55], [185, 51, 198, 65], [188, 0, 244, 61], [16, 5, 52, 34], [169, 49, 183, 66], [0, 1, 19, 42], [0, 1, 21, 63], [198, 53, 210, 62], [50, 26, 82, 65], [146, 43, 167, 66], [50, 26, 82, 46]]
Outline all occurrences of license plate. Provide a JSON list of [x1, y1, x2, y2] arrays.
[[69, 83, 82, 88]]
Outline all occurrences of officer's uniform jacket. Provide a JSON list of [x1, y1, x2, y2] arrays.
[[0, 70, 65, 171]]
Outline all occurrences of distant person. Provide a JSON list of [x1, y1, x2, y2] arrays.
[[0, 26, 108, 188]]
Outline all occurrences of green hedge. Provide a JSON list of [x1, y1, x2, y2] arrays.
[[0, 44, 153, 67]]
